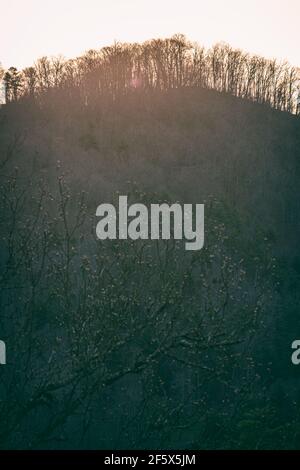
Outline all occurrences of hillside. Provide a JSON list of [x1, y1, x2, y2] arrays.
[[0, 84, 300, 449], [1, 86, 300, 249]]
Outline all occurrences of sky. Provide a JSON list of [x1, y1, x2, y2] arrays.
[[0, 0, 299, 70]]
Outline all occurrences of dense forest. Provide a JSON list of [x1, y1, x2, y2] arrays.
[[1, 35, 300, 114], [0, 36, 300, 449]]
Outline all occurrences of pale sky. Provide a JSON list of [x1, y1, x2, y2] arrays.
[[0, 0, 299, 70]]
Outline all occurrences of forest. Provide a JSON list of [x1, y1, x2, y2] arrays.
[[1, 34, 299, 114], [0, 36, 300, 450]]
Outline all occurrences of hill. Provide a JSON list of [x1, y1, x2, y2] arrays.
[[0, 83, 300, 449]]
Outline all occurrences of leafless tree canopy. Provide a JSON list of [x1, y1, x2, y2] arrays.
[[3, 35, 300, 114]]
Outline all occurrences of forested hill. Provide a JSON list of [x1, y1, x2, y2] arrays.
[[2, 35, 300, 114], [1, 84, 299, 257], [1, 40, 300, 450]]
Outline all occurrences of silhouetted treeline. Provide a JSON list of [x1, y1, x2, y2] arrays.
[[1, 47, 300, 449], [2, 35, 300, 113]]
